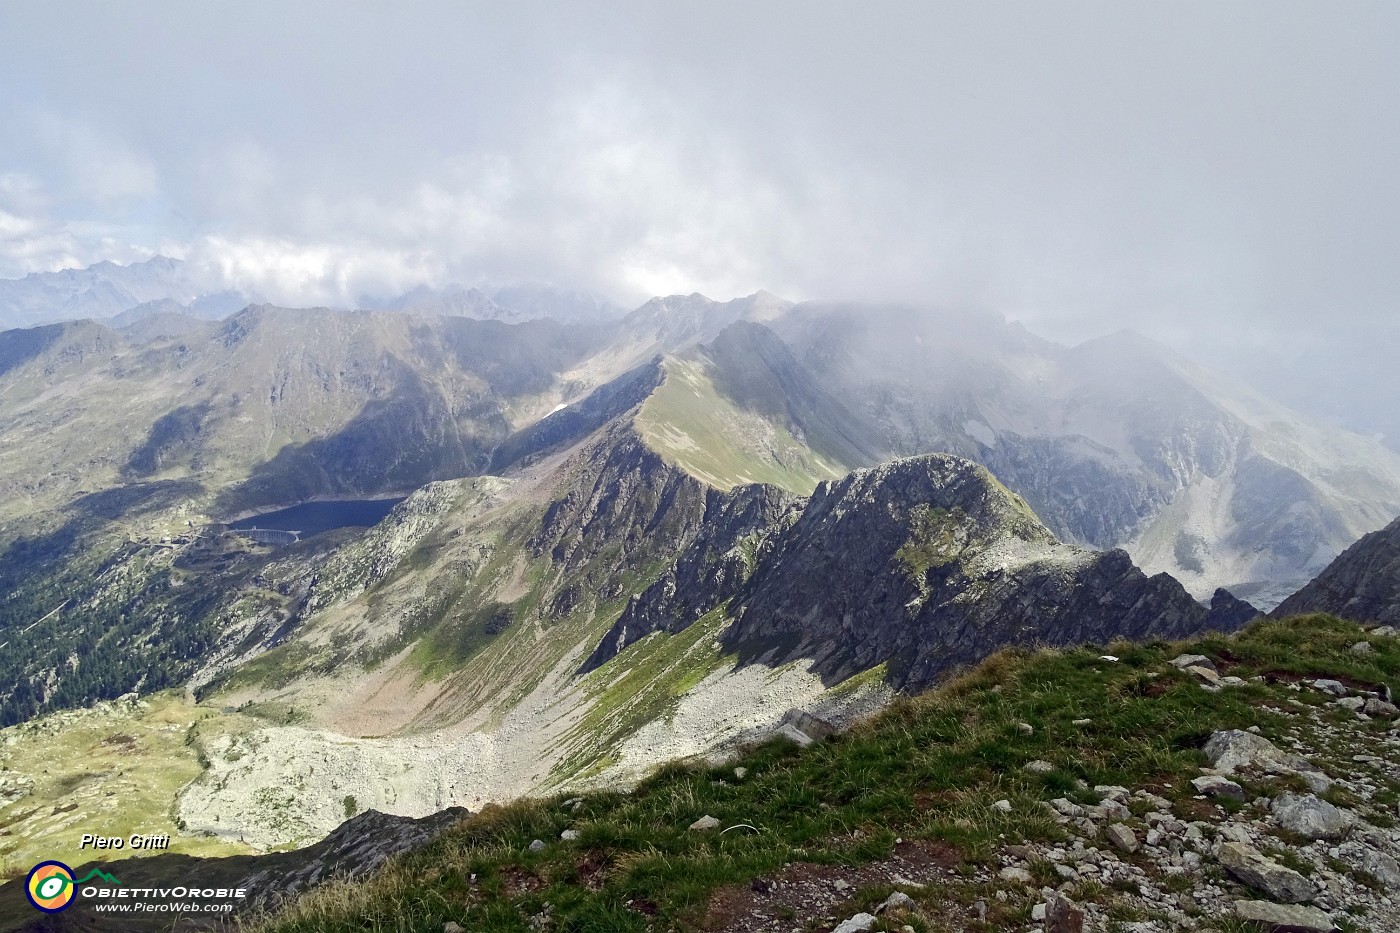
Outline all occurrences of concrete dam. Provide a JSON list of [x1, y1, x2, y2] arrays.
[[235, 527, 301, 546]]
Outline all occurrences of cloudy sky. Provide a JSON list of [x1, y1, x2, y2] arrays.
[[1, 2, 1397, 436]]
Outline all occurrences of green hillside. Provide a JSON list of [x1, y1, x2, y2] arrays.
[[636, 356, 851, 495]]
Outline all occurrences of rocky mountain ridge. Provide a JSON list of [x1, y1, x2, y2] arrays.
[[590, 453, 1260, 691], [1273, 515, 1400, 626], [0, 257, 207, 330], [3, 286, 1398, 607], [766, 304, 1400, 606]]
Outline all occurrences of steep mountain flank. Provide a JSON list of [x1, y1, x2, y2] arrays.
[[0, 306, 607, 526], [702, 321, 886, 471], [0, 308, 615, 724], [14, 617, 1397, 933], [1274, 515, 1400, 625], [158, 418, 878, 847], [589, 453, 1259, 690], [580, 481, 801, 672], [266, 616, 1400, 933], [488, 359, 665, 472], [201, 421, 722, 727]]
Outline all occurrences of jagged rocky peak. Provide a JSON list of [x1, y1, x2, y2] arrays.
[[806, 454, 1055, 546], [529, 422, 719, 600], [586, 450, 1261, 692], [582, 453, 1032, 674], [1274, 515, 1400, 625], [717, 452, 1258, 690], [580, 478, 803, 672], [619, 290, 796, 353]]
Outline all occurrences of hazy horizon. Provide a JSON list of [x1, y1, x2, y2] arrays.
[[2, 2, 1397, 442]]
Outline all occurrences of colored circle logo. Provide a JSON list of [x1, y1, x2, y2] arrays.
[[26, 861, 76, 913]]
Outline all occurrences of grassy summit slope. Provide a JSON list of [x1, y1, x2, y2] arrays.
[[635, 321, 884, 496], [251, 614, 1400, 933], [636, 356, 850, 495]]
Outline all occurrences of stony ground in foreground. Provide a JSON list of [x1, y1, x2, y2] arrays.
[[241, 614, 1400, 933]]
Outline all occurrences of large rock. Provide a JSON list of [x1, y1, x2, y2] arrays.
[[1233, 900, 1335, 932], [1204, 730, 1325, 780], [1044, 894, 1085, 933], [1192, 774, 1246, 801], [1217, 841, 1317, 904], [1105, 823, 1139, 853], [774, 723, 814, 746], [1352, 847, 1400, 888], [1363, 696, 1399, 717], [1171, 653, 1216, 671], [1272, 793, 1351, 841], [781, 707, 837, 741], [832, 913, 877, 933]]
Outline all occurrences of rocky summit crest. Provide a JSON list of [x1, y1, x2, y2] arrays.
[[592, 452, 1259, 690]]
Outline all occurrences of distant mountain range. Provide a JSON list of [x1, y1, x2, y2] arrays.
[[2, 274, 1400, 851], [0, 257, 624, 331], [3, 288, 1398, 602]]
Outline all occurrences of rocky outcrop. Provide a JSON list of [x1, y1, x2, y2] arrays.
[[236, 807, 469, 913], [1232, 901, 1335, 933], [580, 479, 800, 671], [531, 423, 712, 583], [587, 451, 1259, 690], [0, 807, 467, 930], [717, 455, 1257, 690], [1273, 793, 1352, 842], [1218, 841, 1317, 903], [1204, 730, 1327, 781], [1274, 515, 1400, 624]]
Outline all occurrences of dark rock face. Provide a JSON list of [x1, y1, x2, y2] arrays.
[[531, 424, 710, 579], [722, 455, 1253, 691], [1208, 587, 1266, 631], [580, 480, 801, 672], [236, 807, 470, 913], [587, 451, 1258, 693], [1274, 515, 1400, 625], [489, 359, 664, 472]]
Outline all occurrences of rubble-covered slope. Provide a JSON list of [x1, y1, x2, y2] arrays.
[[18, 615, 1394, 932]]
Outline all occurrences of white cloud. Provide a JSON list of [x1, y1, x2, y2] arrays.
[[31, 111, 159, 204]]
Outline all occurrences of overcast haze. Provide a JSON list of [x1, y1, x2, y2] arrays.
[[1, 2, 1397, 440]]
